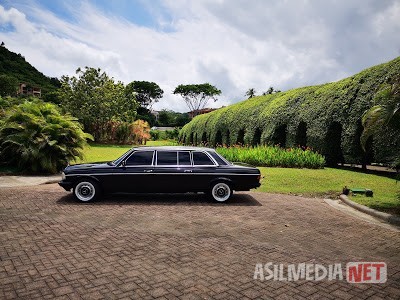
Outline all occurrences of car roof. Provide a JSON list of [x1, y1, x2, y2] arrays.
[[132, 146, 216, 152]]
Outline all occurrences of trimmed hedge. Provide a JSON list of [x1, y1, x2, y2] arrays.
[[180, 57, 400, 165]]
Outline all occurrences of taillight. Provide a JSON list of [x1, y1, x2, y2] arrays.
[[257, 175, 261, 181]]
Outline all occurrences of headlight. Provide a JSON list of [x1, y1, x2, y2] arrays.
[[61, 172, 66, 180]]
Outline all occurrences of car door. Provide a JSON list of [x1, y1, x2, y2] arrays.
[[191, 151, 217, 191], [152, 150, 193, 192], [113, 150, 155, 193]]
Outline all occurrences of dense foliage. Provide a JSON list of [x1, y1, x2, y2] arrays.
[[217, 145, 325, 169], [0, 97, 92, 173], [59, 67, 138, 141], [180, 57, 400, 166], [0, 46, 60, 97], [157, 109, 190, 127]]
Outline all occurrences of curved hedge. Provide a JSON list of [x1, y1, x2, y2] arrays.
[[180, 57, 400, 165]]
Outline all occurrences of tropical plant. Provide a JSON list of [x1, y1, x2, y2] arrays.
[[173, 83, 221, 117], [0, 99, 93, 173], [245, 88, 256, 99], [361, 77, 400, 167]]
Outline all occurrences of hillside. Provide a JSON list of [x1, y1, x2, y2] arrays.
[[0, 45, 60, 95], [180, 57, 400, 165]]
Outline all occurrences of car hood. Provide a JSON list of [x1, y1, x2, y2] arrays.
[[64, 162, 110, 172]]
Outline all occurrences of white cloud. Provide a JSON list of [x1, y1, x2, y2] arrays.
[[0, 0, 399, 112]]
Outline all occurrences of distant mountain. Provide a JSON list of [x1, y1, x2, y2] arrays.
[[0, 45, 60, 96]]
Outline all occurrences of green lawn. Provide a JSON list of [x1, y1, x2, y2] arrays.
[[259, 167, 399, 215], [74, 143, 400, 215]]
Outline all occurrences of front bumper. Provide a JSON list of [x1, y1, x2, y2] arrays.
[[58, 180, 73, 191]]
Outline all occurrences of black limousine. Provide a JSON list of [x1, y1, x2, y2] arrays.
[[59, 146, 261, 202]]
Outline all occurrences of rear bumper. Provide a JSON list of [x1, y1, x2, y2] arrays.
[[235, 182, 261, 191], [58, 180, 73, 191]]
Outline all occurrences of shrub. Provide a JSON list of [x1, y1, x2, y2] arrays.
[[180, 57, 400, 166], [150, 129, 160, 140], [216, 145, 325, 169], [132, 119, 150, 144], [165, 128, 180, 140], [0, 99, 93, 173]]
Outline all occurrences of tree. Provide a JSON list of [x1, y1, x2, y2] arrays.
[[361, 77, 400, 166], [0, 75, 19, 97], [125, 81, 163, 109], [0, 98, 92, 173], [175, 113, 190, 127], [59, 67, 138, 141], [173, 83, 221, 117], [158, 109, 175, 126], [245, 88, 256, 99], [262, 87, 275, 95]]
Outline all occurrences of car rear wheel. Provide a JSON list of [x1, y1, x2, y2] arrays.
[[73, 179, 101, 202], [210, 182, 232, 202]]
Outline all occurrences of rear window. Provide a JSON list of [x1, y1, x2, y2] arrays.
[[178, 152, 191, 165], [192, 151, 214, 165], [126, 151, 154, 166], [157, 151, 178, 165], [207, 151, 228, 165]]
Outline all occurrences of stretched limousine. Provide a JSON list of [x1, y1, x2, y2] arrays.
[[59, 146, 261, 202]]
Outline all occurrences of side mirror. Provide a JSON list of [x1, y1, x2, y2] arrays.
[[121, 160, 126, 167]]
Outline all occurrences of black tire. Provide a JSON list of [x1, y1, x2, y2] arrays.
[[209, 181, 232, 202], [73, 179, 101, 202]]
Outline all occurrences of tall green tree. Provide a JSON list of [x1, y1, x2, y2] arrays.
[[173, 83, 221, 117], [125, 81, 163, 109], [59, 67, 138, 140]]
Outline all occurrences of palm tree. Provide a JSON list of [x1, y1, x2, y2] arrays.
[[245, 88, 256, 99], [0, 99, 93, 173], [361, 78, 400, 167]]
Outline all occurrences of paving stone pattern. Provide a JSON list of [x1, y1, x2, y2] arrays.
[[0, 184, 399, 299]]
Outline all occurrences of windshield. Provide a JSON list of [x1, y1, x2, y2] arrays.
[[112, 148, 134, 165]]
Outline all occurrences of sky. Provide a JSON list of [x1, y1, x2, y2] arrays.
[[0, 0, 399, 112]]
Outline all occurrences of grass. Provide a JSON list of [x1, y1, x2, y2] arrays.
[[216, 145, 325, 169], [258, 167, 400, 215]]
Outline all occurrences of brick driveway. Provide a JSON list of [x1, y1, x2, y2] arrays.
[[0, 184, 399, 299]]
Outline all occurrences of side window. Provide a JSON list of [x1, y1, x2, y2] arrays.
[[207, 151, 228, 165], [157, 151, 177, 165], [192, 151, 214, 165], [126, 151, 154, 166], [178, 152, 191, 165]]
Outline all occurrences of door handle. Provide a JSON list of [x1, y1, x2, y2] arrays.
[[144, 170, 153, 173], [184, 170, 192, 173]]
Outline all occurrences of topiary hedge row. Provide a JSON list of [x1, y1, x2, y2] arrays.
[[180, 57, 400, 165]]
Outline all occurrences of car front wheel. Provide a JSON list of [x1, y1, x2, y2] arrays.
[[73, 180, 100, 202], [210, 182, 232, 202]]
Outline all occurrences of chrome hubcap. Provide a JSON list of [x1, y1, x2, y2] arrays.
[[212, 183, 230, 202], [75, 182, 95, 201]]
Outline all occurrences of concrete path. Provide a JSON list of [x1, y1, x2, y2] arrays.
[[0, 175, 60, 188]]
